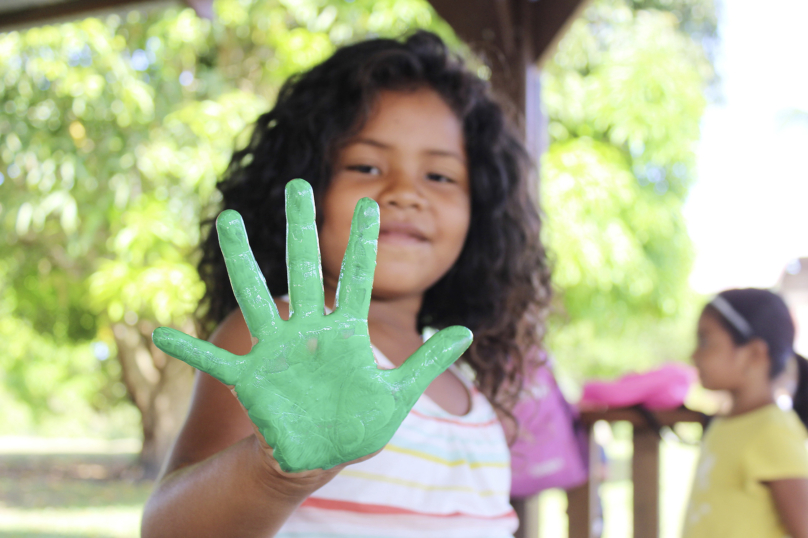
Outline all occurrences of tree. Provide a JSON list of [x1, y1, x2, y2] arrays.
[[0, 0, 456, 475], [541, 0, 715, 381], [0, 0, 716, 473]]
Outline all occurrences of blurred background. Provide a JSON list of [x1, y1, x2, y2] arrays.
[[0, 0, 805, 536]]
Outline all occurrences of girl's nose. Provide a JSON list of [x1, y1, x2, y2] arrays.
[[377, 170, 426, 210]]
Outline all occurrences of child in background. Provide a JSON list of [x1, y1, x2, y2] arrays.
[[141, 31, 551, 537], [685, 288, 808, 538], [792, 354, 808, 426]]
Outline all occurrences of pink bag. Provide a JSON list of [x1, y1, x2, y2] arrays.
[[579, 363, 696, 410], [510, 362, 588, 498]]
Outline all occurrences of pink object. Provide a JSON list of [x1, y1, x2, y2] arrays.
[[579, 363, 697, 410], [510, 361, 588, 497]]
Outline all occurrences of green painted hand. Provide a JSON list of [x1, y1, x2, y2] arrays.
[[152, 179, 472, 472]]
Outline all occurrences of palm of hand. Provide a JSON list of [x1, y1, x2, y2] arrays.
[[238, 312, 404, 472], [153, 179, 472, 472]]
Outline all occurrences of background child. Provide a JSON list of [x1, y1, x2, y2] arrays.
[[140, 31, 551, 537], [685, 288, 808, 538]]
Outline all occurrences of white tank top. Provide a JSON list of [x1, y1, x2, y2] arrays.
[[275, 336, 518, 538]]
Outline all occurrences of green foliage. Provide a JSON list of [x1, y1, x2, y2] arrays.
[[0, 0, 715, 426], [0, 0, 452, 433], [542, 0, 713, 381], [0, 276, 130, 435]]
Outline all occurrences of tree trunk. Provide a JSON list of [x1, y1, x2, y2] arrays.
[[112, 320, 195, 478]]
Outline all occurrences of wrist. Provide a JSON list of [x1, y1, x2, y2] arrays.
[[249, 435, 338, 503]]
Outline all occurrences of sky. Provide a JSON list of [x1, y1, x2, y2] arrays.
[[684, 0, 808, 294]]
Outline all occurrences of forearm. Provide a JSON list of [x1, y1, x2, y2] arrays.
[[141, 435, 328, 538]]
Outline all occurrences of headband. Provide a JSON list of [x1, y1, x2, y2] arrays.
[[710, 295, 754, 339]]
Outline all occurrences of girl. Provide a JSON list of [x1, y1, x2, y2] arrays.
[[141, 31, 550, 537], [685, 288, 808, 538]]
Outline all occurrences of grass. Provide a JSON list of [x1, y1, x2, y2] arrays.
[[0, 430, 701, 538], [0, 437, 152, 538]]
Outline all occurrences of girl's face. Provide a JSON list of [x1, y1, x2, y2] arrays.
[[692, 311, 752, 391], [319, 88, 471, 302]]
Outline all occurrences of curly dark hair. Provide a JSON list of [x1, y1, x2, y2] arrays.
[[197, 30, 552, 410]]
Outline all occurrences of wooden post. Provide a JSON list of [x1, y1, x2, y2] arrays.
[[632, 426, 660, 538], [423, 2, 589, 536], [567, 422, 600, 538], [513, 494, 541, 538], [569, 408, 706, 538], [427, 0, 588, 140]]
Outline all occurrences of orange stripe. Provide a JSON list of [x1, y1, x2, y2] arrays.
[[302, 497, 517, 520], [410, 409, 499, 428]]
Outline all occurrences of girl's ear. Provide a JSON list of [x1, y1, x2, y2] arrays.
[[746, 338, 771, 372]]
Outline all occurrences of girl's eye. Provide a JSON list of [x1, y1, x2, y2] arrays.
[[426, 172, 454, 183], [347, 164, 381, 175]]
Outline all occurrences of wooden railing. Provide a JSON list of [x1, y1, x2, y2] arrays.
[[513, 407, 707, 538]]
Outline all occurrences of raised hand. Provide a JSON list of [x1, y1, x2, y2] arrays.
[[152, 179, 472, 472]]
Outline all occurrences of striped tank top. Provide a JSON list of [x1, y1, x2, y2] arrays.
[[275, 342, 519, 538]]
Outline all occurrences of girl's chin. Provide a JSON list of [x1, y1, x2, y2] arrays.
[[370, 283, 430, 300], [369, 274, 438, 299], [699, 380, 725, 392]]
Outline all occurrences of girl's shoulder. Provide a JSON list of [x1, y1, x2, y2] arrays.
[[747, 404, 806, 434], [208, 308, 252, 355], [716, 405, 808, 452], [210, 299, 292, 354]]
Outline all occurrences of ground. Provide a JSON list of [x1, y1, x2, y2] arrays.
[[0, 437, 150, 538], [0, 431, 699, 538]]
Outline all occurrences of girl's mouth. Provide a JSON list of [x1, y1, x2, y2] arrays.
[[378, 222, 428, 243]]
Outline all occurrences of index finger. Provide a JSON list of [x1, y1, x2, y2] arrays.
[[217, 209, 280, 340]]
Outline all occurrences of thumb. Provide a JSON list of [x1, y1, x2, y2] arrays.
[[152, 327, 245, 386], [386, 326, 473, 404]]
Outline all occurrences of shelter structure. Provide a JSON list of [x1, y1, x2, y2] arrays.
[[0, 0, 590, 536], [0, 0, 587, 159]]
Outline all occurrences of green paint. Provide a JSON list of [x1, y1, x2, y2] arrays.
[[153, 179, 473, 472]]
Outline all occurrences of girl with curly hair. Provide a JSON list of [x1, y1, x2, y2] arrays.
[[142, 30, 551, 537]]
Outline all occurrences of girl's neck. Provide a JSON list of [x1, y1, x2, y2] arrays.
[[324, 284, 424, 367], [323, 285, 422, 334], [729, 383, 776, 417]]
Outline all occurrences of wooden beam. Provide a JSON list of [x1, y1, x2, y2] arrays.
[[429, 0, 523, 122], [0, 0, 172, 32], [493, 0, 516, 56], [531, 0, 592, 67], [429, 0, 501, 48], [430, 0, 590, 67], [580, 408, 708, 428], [428, 0, 587, 150]]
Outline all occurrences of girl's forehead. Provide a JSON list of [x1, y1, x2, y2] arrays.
[[699, 309, 721, 329], [698, 310, 725, 333], [360, 89, 463, 138]]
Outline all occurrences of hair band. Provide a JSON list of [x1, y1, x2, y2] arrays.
[[710, 295, 754, 339]]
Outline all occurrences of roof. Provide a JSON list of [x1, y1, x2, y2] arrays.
[[0, 0, 587, 68], [0, 0, 173, 31]]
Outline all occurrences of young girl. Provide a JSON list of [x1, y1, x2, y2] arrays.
[[140, 31, 550, 537], [685, 288, 808, 538]]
